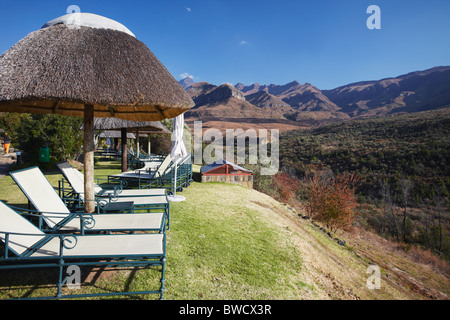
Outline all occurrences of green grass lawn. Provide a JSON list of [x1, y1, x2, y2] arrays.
[[164, 181, 307, 299], [0, 160, 308, 299]]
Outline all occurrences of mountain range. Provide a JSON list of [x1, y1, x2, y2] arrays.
[[180, 66, 450, 131]]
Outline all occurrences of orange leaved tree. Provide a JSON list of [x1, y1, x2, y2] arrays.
[[304, 173, 361, 233], [271, 172, 301, 203]]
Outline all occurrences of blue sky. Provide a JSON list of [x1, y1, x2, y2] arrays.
[[1, 0, 450, 89]]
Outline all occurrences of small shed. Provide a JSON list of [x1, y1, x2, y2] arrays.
[[201, 160, 253, 189]]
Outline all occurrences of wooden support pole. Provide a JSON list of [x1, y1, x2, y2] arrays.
[[148, 136, 151, 155], [121, 127, 128, 172], [136, 130, 140, 157], [83, 104, 95, 214]]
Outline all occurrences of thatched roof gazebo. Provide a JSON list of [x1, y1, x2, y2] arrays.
[[0, 12, 194, 213], [0, 13, 193, 120], [91, 118, 171, 133], [89, 118, 171, 171], [97, 131, 136, 139]]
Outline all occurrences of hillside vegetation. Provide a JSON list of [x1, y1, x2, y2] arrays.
[[280, 108, 450, 197], [276, 108, 450, 259], [0, 163, 448, 299]]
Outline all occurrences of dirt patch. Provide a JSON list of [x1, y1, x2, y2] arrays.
[[345, 231, 450, 300]]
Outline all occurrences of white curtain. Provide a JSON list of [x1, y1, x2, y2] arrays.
[[170, 113, 187, 161]]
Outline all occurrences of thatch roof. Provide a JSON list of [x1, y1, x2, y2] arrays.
[[0, 18, 194, 121], [89, 117, 171, 133], [98, 130, 136, 139]]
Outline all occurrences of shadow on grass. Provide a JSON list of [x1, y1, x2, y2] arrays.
[[0, 263, 160, 300], [193, 171, 201, 182]]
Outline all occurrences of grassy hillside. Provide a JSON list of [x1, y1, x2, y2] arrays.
[[0, 161, 448, 299]]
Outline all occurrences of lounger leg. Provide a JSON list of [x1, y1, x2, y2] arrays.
[[166, 203, 170, 230], [57, 258, 64, 299], [160, 257, 166, 300]]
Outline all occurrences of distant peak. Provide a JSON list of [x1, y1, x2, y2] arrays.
[[220, 83, 235, 88], [178, 76, 195, 89], [302, 82, 317, 88]]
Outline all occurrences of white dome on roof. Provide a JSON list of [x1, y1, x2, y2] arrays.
[[41, 12, 135, 37]]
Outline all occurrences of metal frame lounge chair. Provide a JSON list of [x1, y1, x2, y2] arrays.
[[56, 161, 167, 198], [108, 154, 174, 189], [12, 166, 169, 213], [134, 154, 167, 172], [9, 167, 168, 233], [128, 150, 166, 170], [159, 153, 194, 192], [0, 201, 166, 300], [135, 153, 167, 170], [108, 153, 193, 194], [138, 150, 165, 161]]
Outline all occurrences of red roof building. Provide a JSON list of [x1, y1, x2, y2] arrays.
[[201, 160, 253, 188]]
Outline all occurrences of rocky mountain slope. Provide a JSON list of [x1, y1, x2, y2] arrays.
[[185, 82, 283, 119], [322, 66, 450, 117], [180, 66, 450, 129]]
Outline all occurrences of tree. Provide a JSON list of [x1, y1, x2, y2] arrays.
[[0, 113, 31, 139], [13, 114, 83, 162], [431, 196, 446, 254], [271, 172, 301, 203], [379, 180, 400, 241], [304, 172, 362, 232], [399, 178, 413, 242]]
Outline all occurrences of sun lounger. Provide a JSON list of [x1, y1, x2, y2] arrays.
[[13, 166, 169, 215], [135, 156, 167, 171], [140, 151, 165, 161], [108, 154, 174, 189], [57, 161, 167, 198], [109, 153, 193, 194], [157, 153, 193, 194], [128, 150, 167, 170], [0, 201, 166, 300], [9, 167, 167, 233]]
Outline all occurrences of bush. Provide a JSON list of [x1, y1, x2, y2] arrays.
[[12, 114, 83, 162], [304, 173, 362, 232], [271, 172, 301, 203]]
